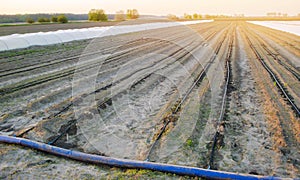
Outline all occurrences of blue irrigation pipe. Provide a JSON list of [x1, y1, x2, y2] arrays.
[[0, 135, 281, 180]]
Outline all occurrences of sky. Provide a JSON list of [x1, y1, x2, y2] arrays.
[[0, 0, 299, 16]]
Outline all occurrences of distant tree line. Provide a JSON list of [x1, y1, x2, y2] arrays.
[[0, 14, 88, 23], [267, 12, 288, 17], [25, 15, 68, 24], [88, 9, 139, 22], [181, 13, 249, 20], [168, 13, 203, 20], [0, 11, 141, 24], [1, 11, 299, 24], [180, 13, 300, 21], [1, 9, 144, 24]]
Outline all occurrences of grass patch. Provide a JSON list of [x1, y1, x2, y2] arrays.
[[185, 139, 194, 148]]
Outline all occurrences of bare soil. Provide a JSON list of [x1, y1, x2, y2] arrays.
[[0, 21, 299, 179]]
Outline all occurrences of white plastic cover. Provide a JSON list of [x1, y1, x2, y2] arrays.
[[69, 29, 88, 40], [248, 21, 300, 36], [0, 20, 213, 52], [22, 33, 48, 46], [55, 30, 75, 42], [39, 32, 62, 45], [0, 40, 8, 51], [1, 34, 30, 50]]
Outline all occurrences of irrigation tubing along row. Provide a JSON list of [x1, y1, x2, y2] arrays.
[[208, 29, 234, 170]]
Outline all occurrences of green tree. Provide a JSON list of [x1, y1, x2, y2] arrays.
[[26, 18, 35, 24], [88, 9, 108, 21], [184, 13, 192, 20], [115, 10, 125, 21], [57, 15, 68, 23], [167, 14, 179, 20], [51, 16, 58, 22], [37, 17, 43, 23], [126, 9, 139, 19], [38, 17, 50, 23], [193, 13, 198, 19]]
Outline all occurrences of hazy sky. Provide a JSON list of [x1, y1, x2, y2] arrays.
[[1, 0, 299, 16]]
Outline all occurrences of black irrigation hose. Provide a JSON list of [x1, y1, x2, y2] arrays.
[[6, 25, 227, 157], [246, 23, 300, 80], [2, 21, 219, 78], [145, 120, 171, 161], [0, 28, 193, 77], [3, 35, 197, 140], [47, 120, 77, 145], [208, 31, 234, 169], [0, 23, 183, 60], [0, 32, 194, 97], [50, 37, 199, 119], [246, 36, 300, 117], [43, 35, 204, 145], [208, 61, 230, 170], [145, 29, 230, 162], [261, 44, 300, 81], [173, 31, 228, 114]]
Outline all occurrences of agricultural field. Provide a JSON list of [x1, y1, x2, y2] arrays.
[[0, 19, 170, 36], [0, 21, 299, 179]]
